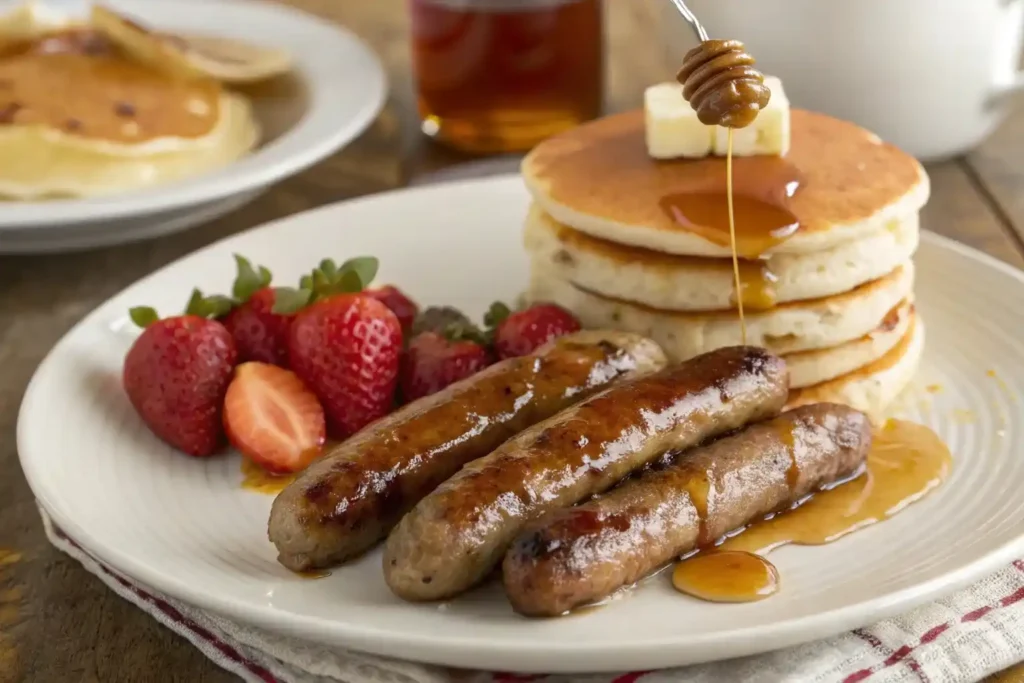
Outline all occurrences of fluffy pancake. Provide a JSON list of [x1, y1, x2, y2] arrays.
[[784, 299, 913, 388], [91, 5, 292, 84], [0, 10, 261, 199], [524, 204, 919, 311], [525, 261, 914, 357], [788, 314, 925, 421], [522, 109, 929, 257], [0, 90, 256, 198], [0, 48, 223, 153]]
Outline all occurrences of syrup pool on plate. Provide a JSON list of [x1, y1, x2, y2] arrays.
[[671, 419, 953, 603]]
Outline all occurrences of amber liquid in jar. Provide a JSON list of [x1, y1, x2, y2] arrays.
[[410, 0, 603, 153]]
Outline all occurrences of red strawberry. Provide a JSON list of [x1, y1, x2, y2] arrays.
[[488, 302, 581, 359], [223, 288, 292, 366], [123, 311, 237, 457], [400, 331, 492, 402], [288, 294, 402, 438], [365, 285, 418, 332], [223, 362, 326, 474], [221, 255, 311, 367]]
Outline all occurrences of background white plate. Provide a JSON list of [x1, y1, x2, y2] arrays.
[[17, 176, 1024, 673], [0, 0, 386, 249]]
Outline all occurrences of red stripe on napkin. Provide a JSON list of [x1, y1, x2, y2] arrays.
[[843, 562, 1024, 683], [53, 525, 282, 683]]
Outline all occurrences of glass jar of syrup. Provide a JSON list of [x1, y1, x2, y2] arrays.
[[410, 0, 604, 154]]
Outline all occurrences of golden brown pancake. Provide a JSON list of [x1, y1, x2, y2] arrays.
[[525, 262, 915, 358], [787, 313, 925, 420], [522, 109, 929, 257], [525, 202, 919, 311], [0, 45, 220, 144]]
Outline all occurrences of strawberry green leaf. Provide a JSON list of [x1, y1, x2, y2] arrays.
[[336, 269, 364, 293], [319, 259, 338, 279], [185, 288, 205, 316], [185, 289, 234, 319], [299, 273, 314, 292], [271, 287, 312, 315], [203, 295, 235, 318], [232, 254, 272, 302], [129, 306, 159, 328], [339, 256, 378, 290], [443, 321, 486, 345], [483, 301, 512, 329], [312, 269, 332, 294]]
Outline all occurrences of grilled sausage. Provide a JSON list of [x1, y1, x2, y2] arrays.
[[503, 403, 871, 616], [268, 330, 667, 571], [383, 346, 788, 601]]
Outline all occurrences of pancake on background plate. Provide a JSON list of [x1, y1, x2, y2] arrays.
[[0, 2, 290, 200]]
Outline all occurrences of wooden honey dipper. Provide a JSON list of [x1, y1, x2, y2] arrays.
[[668, 0, 771, 128]]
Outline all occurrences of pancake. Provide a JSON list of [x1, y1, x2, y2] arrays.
[[788, 314, 925, 421], [0, 90, 256, 198], [0, 1, 69, 41], [91, 5, 292, 84], [524, 204, 920, 311], [0, 48, 224, 154], [0, 13, 261, 198], [784, 299, 913, 389], [525, 261, 914, 358], [522, 109, 929, 257]]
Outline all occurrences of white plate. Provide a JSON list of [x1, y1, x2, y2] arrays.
[[0, 0, 386, 245], [17, 176, 1024, 673], [0, 191, 261, 253]]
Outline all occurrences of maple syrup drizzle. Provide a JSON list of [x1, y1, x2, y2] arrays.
[[672, 420, 952, 603], [293, 569, 331, 580], [240, 458, 295, 495], [725, 129, 746, 343], [672, 550, 778, 602]]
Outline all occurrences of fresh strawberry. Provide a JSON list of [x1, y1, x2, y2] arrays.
[[487, 301, 581, 359], [221, 255, 311, 367], [365, 285, 418, 332], [400, 331, 492, 402], [223, 362, 326, 474], [288, 292, 402, 438], [123, 299, 237, 457], [411, 305, 473, 337]]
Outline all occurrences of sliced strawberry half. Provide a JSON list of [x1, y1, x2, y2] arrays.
[[223, 362, 326, 474]]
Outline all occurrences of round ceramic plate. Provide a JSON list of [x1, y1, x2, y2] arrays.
[[0, 0, 386, 239], [18, 176, 1024, 673]]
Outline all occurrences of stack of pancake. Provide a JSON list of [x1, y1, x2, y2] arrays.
[[521, 109, 930, 418]]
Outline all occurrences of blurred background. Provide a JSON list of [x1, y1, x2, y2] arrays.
[[344, 0, 1024, 170]]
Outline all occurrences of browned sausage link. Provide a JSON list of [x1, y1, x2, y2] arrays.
[[503, 403, 871, 616], [268, 331, 667, 571], [383, 346, 788, 601]]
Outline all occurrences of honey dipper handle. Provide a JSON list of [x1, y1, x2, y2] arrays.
[[669, 0, 709, 42]]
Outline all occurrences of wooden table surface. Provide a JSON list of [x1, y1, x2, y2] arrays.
[[2, 1, 1024, 681]]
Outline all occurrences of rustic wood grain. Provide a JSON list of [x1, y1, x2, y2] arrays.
[[1, 1, 1023, 681], [965, 99, 1024, 257]]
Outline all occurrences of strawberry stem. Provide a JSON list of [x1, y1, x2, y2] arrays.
[[302, 255, 380, 302], [185, 288, 234, 319], [270, 287, 313, 315], [232, 254, 273, 303], [484, 301, 512, 328], [129, 306, 159, 328]]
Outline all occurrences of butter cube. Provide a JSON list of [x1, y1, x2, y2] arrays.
[[644, 82, 715, 160], [712, 76, 790, 157]]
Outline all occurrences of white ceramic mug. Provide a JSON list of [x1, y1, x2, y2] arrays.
[[655, 0, 1024, 160]]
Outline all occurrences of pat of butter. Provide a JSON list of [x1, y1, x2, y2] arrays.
[[644, 82, 715, 159], [644, 77, 791, 160], [712, 76, 790, 157]]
